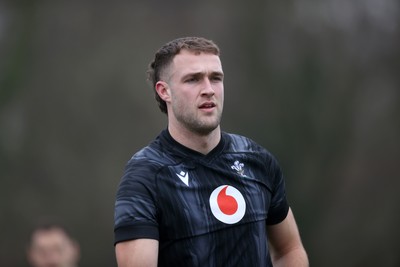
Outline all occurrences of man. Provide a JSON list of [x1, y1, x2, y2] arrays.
[[114, 37, 308, 266], [27, 223, 80, 267]]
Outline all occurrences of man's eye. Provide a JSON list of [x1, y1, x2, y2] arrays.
[[186, 77, 198, 83], [211, 76, 223, 82]]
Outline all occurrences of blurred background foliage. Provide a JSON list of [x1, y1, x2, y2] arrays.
[[1, 0, 399, 266]]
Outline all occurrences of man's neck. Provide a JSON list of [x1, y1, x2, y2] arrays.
[[168, 125, 221, 155]]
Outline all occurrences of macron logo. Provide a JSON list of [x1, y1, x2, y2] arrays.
[[176, 171, 189, 186]]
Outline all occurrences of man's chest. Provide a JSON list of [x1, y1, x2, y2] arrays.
[[155, 156, 273, 240]]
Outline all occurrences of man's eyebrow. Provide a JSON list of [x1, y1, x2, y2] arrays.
[[182, 71, 224, 79], [210, 70, 224, 75], [180, 72, 201, 81], [211, 71, 224, 77]]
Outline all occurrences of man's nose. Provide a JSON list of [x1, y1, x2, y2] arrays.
[[201, 78, 215, 96]]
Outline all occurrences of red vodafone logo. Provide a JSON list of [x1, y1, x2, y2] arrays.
[[209, 185, 246, 224]]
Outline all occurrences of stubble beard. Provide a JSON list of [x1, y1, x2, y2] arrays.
[[174, 108, 222, 136]]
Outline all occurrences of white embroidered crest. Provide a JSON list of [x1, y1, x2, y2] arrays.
[[231, 160, 245, 176]]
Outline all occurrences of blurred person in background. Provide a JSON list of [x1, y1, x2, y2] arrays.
[[27, 223, 80, 267], [114, 36, 308, 266]]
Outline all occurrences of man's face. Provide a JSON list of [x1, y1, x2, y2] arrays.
[[28, 228, 79, 267], [163, 50, 224, 135]]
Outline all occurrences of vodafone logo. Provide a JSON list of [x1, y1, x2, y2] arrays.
[[209, 185, 246, 224]]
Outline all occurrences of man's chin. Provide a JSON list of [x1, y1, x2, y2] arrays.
[[192, 122, 220, 136]]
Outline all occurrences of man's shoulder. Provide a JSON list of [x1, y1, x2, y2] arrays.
[[128, 139, 174, 167], [121, 138, 176, 184], [223, 132, 266, 153]]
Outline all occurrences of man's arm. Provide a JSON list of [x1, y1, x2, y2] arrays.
[[115, 239, 159, 267], [267, 208, 309, 267]]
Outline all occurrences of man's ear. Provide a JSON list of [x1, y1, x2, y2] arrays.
[[155, 81, 171, 103]]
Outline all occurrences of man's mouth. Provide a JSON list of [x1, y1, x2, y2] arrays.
[[199, 102, 216, 109]]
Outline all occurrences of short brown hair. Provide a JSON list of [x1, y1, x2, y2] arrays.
[[147, 37, 220, 114]]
